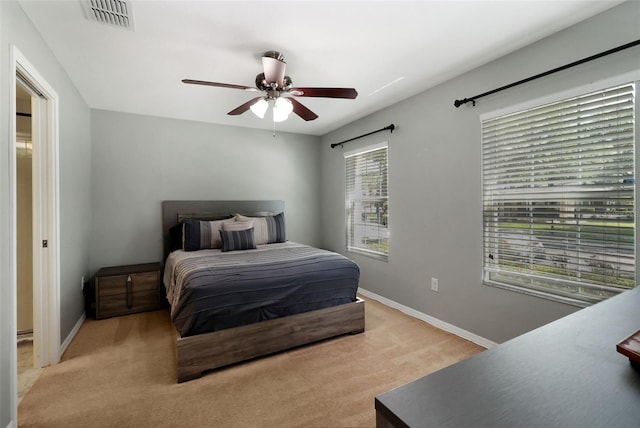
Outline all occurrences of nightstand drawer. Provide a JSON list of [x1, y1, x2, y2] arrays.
[[94, 263, 162, 319], [97, 272, 159, 297], [98, 290, 160, 317]]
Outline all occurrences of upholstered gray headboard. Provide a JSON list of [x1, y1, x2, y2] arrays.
[[161, 200, 285, 260]]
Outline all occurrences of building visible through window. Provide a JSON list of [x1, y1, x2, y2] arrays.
[[482, 83, 636, 305]]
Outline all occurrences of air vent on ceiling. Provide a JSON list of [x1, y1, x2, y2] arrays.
[[81, 0, 135, 30]]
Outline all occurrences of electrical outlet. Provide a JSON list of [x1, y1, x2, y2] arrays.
[[431, 277, 439, 292], [81, 275, 85, 291]]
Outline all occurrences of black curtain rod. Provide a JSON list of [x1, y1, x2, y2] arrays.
[[17, 112, 32, 117], [454, 39, 640, 108], [331, 124, 395, 148]]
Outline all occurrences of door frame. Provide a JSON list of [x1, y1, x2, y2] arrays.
[[9, 45, 60, 409]]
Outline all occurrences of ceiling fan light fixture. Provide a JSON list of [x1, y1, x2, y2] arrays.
[[250, 98, 269, 119], [273, 98, 293, 122]]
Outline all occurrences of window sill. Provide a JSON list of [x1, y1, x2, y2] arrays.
[[347, 248, 388, 262], [483, 280, 591, 308]]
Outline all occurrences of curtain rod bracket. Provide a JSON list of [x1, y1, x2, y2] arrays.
[[454, 39, 640, 108], [331, 124, 395, 149]]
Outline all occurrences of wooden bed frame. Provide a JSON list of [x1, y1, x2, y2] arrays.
[[162, 200, 365, 383]]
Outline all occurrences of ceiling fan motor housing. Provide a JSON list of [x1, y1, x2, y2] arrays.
[[256, 73, 292, 91]]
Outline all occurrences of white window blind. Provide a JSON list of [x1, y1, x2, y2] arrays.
[[345, 143, 389, 259], [482, 83, 635, 305]]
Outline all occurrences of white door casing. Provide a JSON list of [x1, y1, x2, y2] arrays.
[[9, 45, 61, 422]]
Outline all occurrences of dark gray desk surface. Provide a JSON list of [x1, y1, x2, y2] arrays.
[[375, 286, 640, 427]]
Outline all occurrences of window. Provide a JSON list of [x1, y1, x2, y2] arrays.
[[482, 83, 636, 306], [345, 142, 389, 260]]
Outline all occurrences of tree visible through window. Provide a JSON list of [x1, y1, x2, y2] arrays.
[[345, 142, 389, 259], [482, 83, 636, 305]]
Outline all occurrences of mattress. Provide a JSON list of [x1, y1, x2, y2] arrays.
[[164, 242, 360, 337]]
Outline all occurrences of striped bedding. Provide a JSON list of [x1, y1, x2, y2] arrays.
[[164, 242, 360, 337]]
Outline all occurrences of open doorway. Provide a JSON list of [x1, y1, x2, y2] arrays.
[[15, 79, 41, 404], [10, 46, 61, 421]]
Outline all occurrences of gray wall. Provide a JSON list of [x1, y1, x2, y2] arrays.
[[320, 1, 640, 344], [0, 1, 92, 426], [89, 110, 321, 273]]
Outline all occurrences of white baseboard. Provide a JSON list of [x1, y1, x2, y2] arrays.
[[358, 288, 498, 349], [59, 312, 85, 359]]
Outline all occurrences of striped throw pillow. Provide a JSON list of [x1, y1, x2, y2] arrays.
[[235, 212, 286, 244], [220, 228, 257, 252], [183, 219, 231, 251]]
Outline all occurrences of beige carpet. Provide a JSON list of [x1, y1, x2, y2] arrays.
[[18, 297, 484, 427]]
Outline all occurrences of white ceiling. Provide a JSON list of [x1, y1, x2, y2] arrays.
[[19, 0, 624, 136]]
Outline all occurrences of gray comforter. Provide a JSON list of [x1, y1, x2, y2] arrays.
[[164, 242, 360, 337]]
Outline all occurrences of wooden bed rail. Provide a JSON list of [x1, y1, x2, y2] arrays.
[[176, 298, 365, 383]]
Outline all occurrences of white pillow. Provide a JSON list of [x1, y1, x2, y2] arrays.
[[235, 214, 270, 244], [222, 220, 253, 232]]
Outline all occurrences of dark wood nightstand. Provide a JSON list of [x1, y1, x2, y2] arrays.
[[94, 262, 162, 319]]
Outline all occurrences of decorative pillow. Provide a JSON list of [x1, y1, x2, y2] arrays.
[[235, 212, 286, 244], [220, 227, 257, 252], [182, 218, 231, 251], [222, 220, 253, 232]]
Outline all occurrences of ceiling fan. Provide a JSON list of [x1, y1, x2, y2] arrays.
[[182, 51, 358, 122]]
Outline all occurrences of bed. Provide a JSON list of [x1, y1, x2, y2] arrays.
[[162, 200, 365, 382]]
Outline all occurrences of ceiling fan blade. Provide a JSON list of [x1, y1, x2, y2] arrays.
[[228, 97, 264, 116], [290, 87, 358, 99], [289, 98, 319, 121], [182, 79, 259, 92]]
